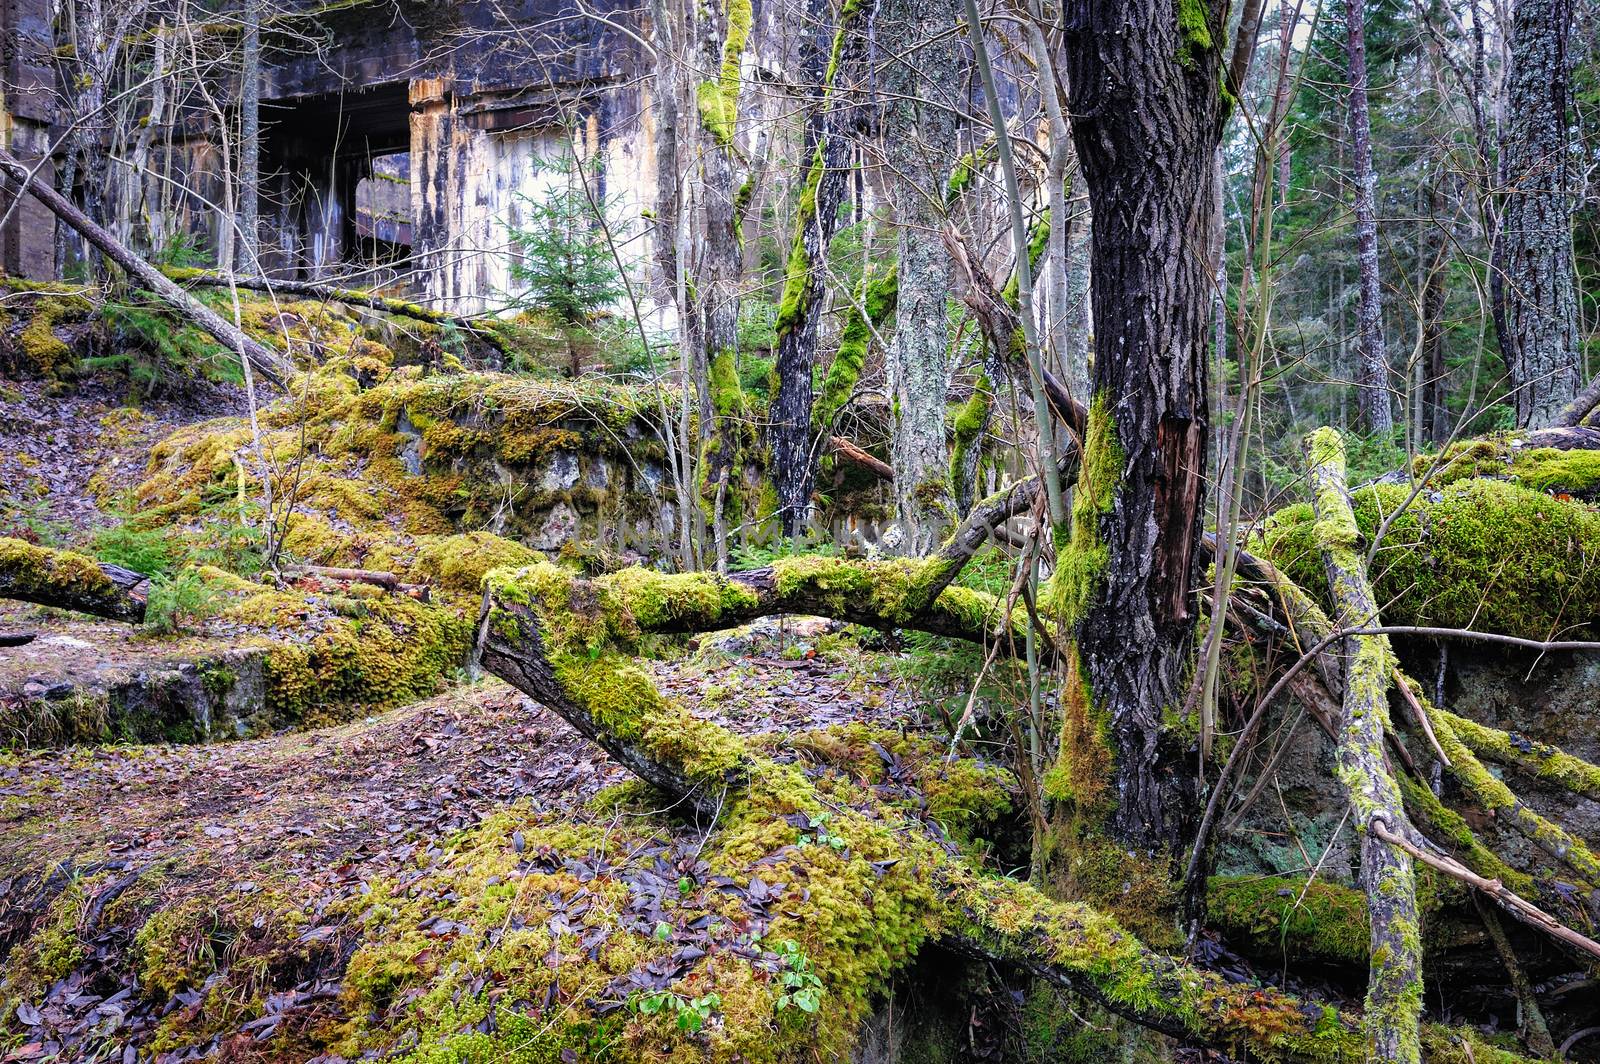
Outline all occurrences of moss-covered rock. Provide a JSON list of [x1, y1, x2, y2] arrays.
[[1257, 477, 1600, 639]]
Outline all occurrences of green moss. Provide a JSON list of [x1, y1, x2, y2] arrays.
[[14, 293, 92, 379], [1443, 710, 1600, 799], [194, 566, 475, 726], [696, 0, 752, 145], [0, 536, 132, 616], [944, 144, 993, 203], [410, 531, 544, 593], [1177, 0, 1214, 68], [1043, 393, 1121, 629], [0, 872, 98, 1009], [1416, 437, 1600, 496], [1258, 474, 1600, 640], [814, 266, 896, 435], [1207, 875, 1369, 966]]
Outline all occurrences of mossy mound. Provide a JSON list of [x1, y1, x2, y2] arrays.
[[1257, 477, 1600, 640], [1410, 435, 1600, 498], [135, 362, 684, 566], [0, 709, 1018, 1063], [196, 566, 476, 727]]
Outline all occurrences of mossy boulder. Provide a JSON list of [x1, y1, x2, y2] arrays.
[[1258, 477, 1600, 640]]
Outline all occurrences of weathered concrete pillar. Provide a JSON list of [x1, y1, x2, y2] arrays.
[[0, 0, 60, 278]]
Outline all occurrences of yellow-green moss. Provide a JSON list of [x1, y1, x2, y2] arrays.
[[411, 531, 544, 593], [1412, 435, 1600, 496], [14, 293, 92, 379], [1207, 875, 1369, 965], [815, 267, 896, 435], [696, 0, 753, 145], [1258, 475, 1600, 640]]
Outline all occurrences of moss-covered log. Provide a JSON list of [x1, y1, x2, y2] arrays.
[[1304, 427, 1424, 1064], [0, 537, 148, 623], [475, 561, 1530, 1062]]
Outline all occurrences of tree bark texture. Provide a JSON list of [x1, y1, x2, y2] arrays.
[[1060, 0, 1223, 855], [770, 0, 875, 537], [881, 0, 960, 552], [1347, 0, 1394, 434], [693, 0, 750, 570], [237, 0, 262, 272], [1493, 0, 1580, 427], [1304, 428, 1422, 1064]]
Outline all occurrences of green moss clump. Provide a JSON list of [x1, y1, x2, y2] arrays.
[[1207, 875, 1369, 966], [1413, 435, 1600, 496], [1258, 475, 1600, 640], [410, 531, 544, 593], [195, 566, 475, 726], [13, 292, 93, 379], [1176, 0, 1214, 68], [0, 536, 132, 617], [944, 143, 993, 203], [815, 267, 897, 435]]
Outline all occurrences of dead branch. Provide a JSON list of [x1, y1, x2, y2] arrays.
[[1371, 818, 1600, 962], [0, 147, 292, 388], [1305, 426, 1424, 1064], [826, 435, 894, 479]]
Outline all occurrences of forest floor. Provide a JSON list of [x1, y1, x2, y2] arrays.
[[0, 375, 244, 541], [0, 639, 923, 1060]]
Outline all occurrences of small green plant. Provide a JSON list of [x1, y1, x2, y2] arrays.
[[0, 497, 71, 546], [91, 524, 174, 577], [774, 939, 823, 1014], [797, 812, 847, 851], [632, 989, 722, 1033], [505, 151, 626, 377], [144, 569, 220, 635], [94, 294, 241, 392], [185, 501, 268, 576]]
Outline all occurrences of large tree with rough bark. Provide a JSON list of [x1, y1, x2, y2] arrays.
[[1493, 0, 1580, 427]]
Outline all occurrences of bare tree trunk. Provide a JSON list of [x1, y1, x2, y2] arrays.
[[236, 0, 262, 272], [1492, 0, 1579, 427], [1347, 0, 1393, 434], [1059, 0, 1224, 863], [882, 0, 959, 552]]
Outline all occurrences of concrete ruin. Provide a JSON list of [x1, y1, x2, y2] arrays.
[[0, 0, 703, 315]]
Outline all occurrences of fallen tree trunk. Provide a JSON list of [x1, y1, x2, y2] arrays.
[[0, 537, 147, 623], [0, 147, 292, 388], [163, 268, 512, 357], [475, 560, 1530, 1063], [1305, 427, 1424, 1064]]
